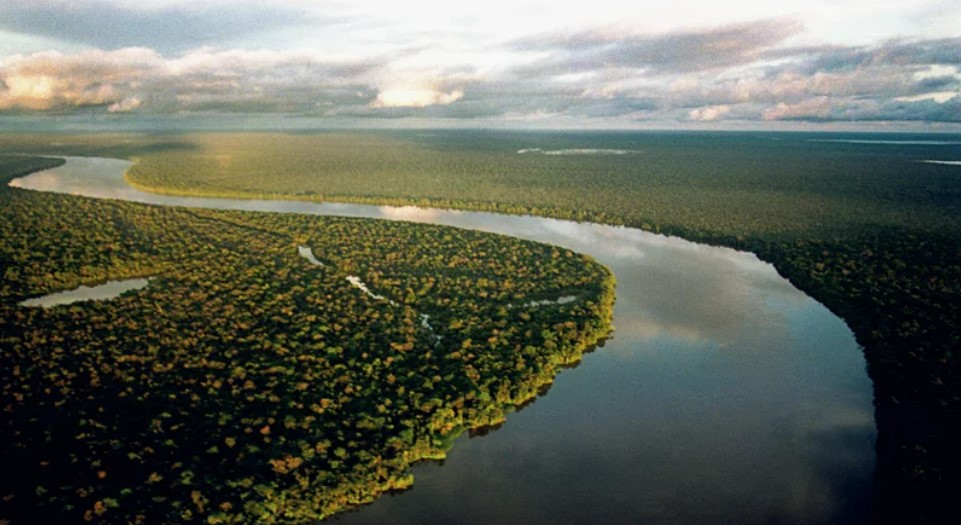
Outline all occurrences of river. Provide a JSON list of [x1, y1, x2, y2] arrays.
[[10, 157, 875, 524]]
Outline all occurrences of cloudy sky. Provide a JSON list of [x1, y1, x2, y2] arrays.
[[1, 0, 959, 129]]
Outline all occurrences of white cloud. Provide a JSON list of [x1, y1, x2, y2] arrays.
[[763, 98, 835, 121], [0, 2, 959, 126], [688, 105, 731, 121], [913, 64, 960, 80], [895, 92, 958, 103], [108, 96, 142, 112], [372, 86, 464, 108], [0, 48, 159, 110], [0, 46, 379, 113]]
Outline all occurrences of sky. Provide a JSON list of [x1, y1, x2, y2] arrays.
[[0, 0, 959, 130]]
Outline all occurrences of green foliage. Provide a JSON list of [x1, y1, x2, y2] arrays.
[[111, 131, 960, 237], [2, 129, 960, 521], [0, 155, 614, 524]]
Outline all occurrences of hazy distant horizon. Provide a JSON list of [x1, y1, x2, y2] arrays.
[[3, 114, 961, 135]]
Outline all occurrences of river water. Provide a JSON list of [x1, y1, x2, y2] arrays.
[[11, 157, 875, 524], [18, 277, 148, 307]]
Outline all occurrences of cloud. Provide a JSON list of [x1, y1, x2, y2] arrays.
[[0, 1, 315, 54], [0, 47, 384, 114], [688, 105, 731, 121], [762, 95, 961, 123], [0, 48, 160, 111], [372, 86, 464, 108], [0, 14, 959, 126], [896, 92, 958, 103], [764, 38, 961, 74], [540, 36, 961, 125], [512, 18, 804, 75], [107, 97, 142, 113], [763, 97, 838, 121]]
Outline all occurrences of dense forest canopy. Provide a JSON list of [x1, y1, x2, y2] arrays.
[[1, 129, 959, 522], [0, 154, 614, 523]]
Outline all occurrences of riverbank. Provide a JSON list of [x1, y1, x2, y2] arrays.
[[0, 156, 617, 524], [3, 153, 877, 523], [111, 130, 959, 523]]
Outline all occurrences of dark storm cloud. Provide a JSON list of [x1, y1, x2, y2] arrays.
[[0, 1, 315, 53]]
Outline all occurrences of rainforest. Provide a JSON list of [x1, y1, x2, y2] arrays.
[[1, 129, 959, 525], [0, 150, 615, 523]]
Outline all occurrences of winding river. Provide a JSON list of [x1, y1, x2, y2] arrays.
[[11, 157, 875, 524]]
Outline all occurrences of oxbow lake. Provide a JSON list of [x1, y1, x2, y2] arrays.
[[19, 278, 148, 308], [11, 157, 876, 524]]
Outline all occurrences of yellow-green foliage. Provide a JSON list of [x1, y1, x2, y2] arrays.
[[114, 132, 958, 237], [0, 156, 614, 524], [2, 130, 959, 521], [6, 131, 956, 237]]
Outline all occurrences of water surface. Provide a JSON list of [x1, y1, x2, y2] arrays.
[[11, 157, 876, 524], [18, 278, 148, 308]]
